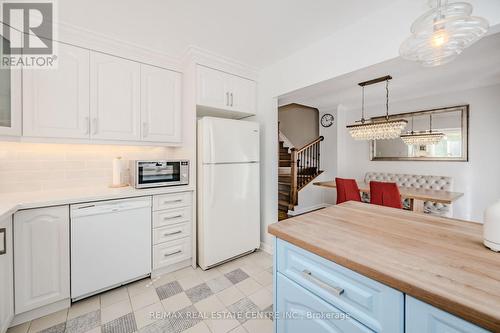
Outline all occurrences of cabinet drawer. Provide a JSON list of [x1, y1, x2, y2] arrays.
[[153, 206, 191, 228], [406, 296, 488, 333], [153, 192, 192, 211], [153, 238, 191, 269], [277, 239, 403, 333], [276, 273, 373, 333], [153, 222, 190, 245]]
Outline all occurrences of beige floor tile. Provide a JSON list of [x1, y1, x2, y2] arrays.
[[184, 321, 211, 333], [250, 256, 273, 270], [242, 318, 273, 333], [235, 278, 262, 296], [6, 322, 30, 333], [206, 310, 240, 333], [67, 295, 100, 320], [248, 289, 272, 310], [101, 299, 132, 324], [228, 326, 248, 333], [216, 286, 244, 307], [127, 277, 155, 297], [265, 284, 273, 294], [174, 267, 198, 279], [133, 302, 164, 329], [161, 292, 192, 312], [151, 272, 176, 287], [196, 268, 222, 282], [100, 287, 129, 308], [216, 261, 241, 274], [194, 295, 225, 315], [252, 271, 273, 286], [28, 309, 68, 333], [82, 327, 101, 333], [239, 264, 264, 277], [178, 274, 204, 290], [130, 288, 160, 311]]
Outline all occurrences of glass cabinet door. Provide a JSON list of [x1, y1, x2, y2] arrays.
[[0, 37, 21, 136]]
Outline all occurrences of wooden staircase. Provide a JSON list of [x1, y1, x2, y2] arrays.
[[278, 136, 324, 221]]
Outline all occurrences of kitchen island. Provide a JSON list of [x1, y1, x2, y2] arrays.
[[268, 201, 500, 332]]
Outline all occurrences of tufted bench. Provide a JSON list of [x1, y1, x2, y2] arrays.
[[363, 172, 453, 216]]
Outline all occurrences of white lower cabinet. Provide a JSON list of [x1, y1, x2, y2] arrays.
[[13, 206, 70, 314], [152, 192, 193, 273], [0, 215, 14, 333]]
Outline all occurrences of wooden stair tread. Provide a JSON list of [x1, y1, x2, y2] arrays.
[[278, 190, 290, 196]]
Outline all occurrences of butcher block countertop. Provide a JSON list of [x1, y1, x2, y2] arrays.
[[268, 201, 500, 331]]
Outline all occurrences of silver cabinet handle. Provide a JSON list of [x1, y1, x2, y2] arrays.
[[0, 228, 6, 256], [92, 118, 98, 135], [226, 92, 230, 106], [164, 250, 181, 257], [230, 92, 234, 107], [302, 269, 344, 296], [163, 199, 182, 205], [163, 230, 182, 237], [163, 214, 182, 220]]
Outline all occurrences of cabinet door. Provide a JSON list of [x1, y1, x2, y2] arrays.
[[23, 43, 90, 139], [0, 216, 14, 333], [406, 296, 488, 333], [230, 76, 256, 114], [14, 206, 70, 314], [0, 36, 21, 137], [196, 65, 229, 110], [90, 52, 141, 140], [141, 65, 182, 143], [276, 273, 373, 333]]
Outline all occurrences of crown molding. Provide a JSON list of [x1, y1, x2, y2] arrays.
[[182, 45, 258, 81]]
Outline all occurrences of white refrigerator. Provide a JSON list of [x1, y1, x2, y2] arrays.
[[197, 117, 260, 270]]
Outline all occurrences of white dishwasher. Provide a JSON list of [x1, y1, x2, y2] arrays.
[[70, 197, 152, 301]]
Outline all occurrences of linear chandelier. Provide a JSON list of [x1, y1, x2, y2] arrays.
[[347, 76, 407, 141], [399, 0, 489, 67], [401, 114, 445, 145]]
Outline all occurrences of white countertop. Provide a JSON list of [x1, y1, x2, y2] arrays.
[[0, 185, 195, 220]]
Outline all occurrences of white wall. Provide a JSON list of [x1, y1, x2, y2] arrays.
[[0, 142, 174, 193], [256, 0, 500, 247], [337, 84, 500, 222]]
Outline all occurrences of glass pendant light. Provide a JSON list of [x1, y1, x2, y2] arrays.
[[347, 76, 408, 141], [401, 114, 445, 145], [400, 0, 489, 67]]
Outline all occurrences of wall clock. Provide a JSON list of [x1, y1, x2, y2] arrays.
[[321, 113, 334, 127]]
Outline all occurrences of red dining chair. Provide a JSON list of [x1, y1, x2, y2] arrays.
[[370, 181, 403, 209], [335, 178, 362, 204]]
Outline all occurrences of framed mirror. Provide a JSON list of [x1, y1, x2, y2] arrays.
[[370, 105, 469, 161]]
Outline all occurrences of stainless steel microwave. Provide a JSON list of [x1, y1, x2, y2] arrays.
[[131, 160, 189, 189]]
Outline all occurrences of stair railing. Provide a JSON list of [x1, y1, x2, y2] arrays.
[[290, 136, 324, 205]]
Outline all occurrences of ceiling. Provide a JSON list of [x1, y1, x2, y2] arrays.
[[58, 0, 397, 68], [278, 31, 500, 110]]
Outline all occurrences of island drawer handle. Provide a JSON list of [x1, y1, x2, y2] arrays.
[[164, 250, 182, 257], [302, 269, 344, 297], [163, 230, 182, 237]]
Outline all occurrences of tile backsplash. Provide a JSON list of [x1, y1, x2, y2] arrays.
[[0, 142, 175, 193]]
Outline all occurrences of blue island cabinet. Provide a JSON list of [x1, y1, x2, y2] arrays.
[[274, 239, 490, 333]]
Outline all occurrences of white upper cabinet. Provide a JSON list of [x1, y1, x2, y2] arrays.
[[141, 65, 182, 143], [23, 43, 90, 139], [0, 37, 21, 137], [14, 206, 70, 314], [196, 65, 256, 117], [90, 52, 141, 141]]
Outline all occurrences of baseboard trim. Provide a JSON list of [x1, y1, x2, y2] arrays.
[[288, 203, 331, 216], [260, 241, 273, 255]]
